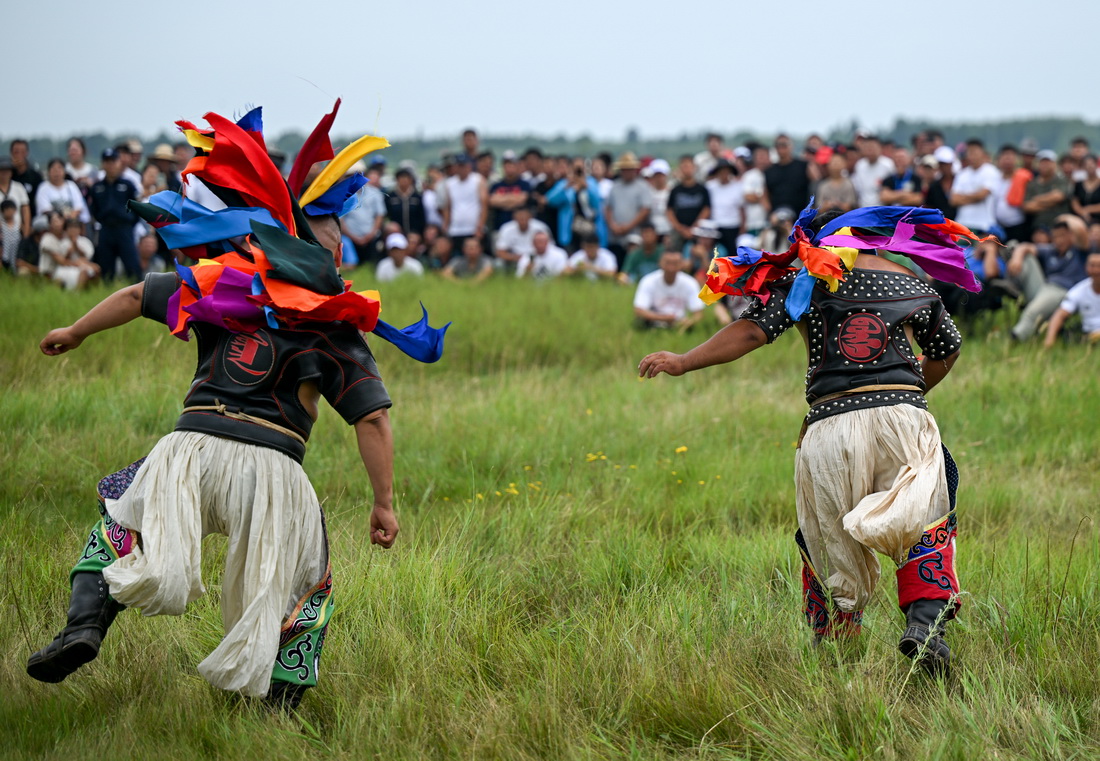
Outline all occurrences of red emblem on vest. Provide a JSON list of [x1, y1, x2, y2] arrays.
[[224, 331, 274, 385], [838, 314, 887, 362]]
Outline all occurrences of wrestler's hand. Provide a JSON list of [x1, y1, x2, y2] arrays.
[[370, 504, 399, 549], [638, 351, 686, 379], [40, 327, 83, 356]]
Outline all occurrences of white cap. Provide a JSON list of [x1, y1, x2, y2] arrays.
[[733, 146, 751, 160], [933, 146, 956, 164], [648, 158, 670, 175], [385, 232, 408, 250]]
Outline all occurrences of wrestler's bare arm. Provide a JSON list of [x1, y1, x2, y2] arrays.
[[921, 350, 959, 393], [40, 282, 145, 356], [638, 319, 768, 378], [355, 409, 399, 549]]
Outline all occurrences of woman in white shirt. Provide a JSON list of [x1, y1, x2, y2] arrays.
[[65, 138, 97, 190], [705, 159, 744, 256], [36, 159, 90, 225]]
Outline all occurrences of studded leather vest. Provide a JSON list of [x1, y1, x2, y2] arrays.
[[141, 272, 391, 462], [741, 268, 962, 425]]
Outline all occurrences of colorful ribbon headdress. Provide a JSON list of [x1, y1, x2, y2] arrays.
[[699, 200, 992, 320], [131, 101, 449, 362]]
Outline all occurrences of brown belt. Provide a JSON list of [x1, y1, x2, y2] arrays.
[[181, 400, 306, 446], [797, 384, 924, 447]]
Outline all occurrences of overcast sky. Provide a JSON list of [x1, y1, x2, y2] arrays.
[[7, 0, 1097, 142]]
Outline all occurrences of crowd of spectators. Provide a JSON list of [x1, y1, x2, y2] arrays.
[[3, 126, 1098, 345]]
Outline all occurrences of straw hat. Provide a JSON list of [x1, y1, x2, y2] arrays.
[[151, 143, 176, 162], [613, 152, 641, 171]]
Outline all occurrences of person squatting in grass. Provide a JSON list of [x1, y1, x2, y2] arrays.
[[639, 202, 991, 676], [26, 102, 448, 710]]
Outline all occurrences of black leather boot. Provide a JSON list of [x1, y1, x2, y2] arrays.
[[898, 598, 952, 677], [27, 572, 125, 683], [264, 682, 309, 712]]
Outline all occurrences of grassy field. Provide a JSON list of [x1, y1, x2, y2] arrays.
[[1, 273, 1099, 760]]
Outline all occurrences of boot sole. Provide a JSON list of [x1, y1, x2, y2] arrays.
[[26, 640, 99, 684]]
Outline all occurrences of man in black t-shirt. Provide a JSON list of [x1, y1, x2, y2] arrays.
[[764, 134, 811, 213], [487, 152, 531, 232], [666, 155, 711, 251]]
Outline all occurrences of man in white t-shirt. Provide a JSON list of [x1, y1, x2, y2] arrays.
[[517, 231, 568, 279], [950, 140, 1001, 234], [741, 144, 770, 241], [375, 232, 425, 282], [850, 136, 894, 207], [494, 204, 550, 270], [442, 155, 488, 251], [633, 249, 706, 330], [565, 234, 618, 280], [1044, 253, 1100, 347]]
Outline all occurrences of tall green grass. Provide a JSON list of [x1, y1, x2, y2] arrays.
[[1, 275, 1098, 760]]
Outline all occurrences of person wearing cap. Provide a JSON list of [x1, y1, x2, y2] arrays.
[[632, 248, 706, 331], [100, 142, 144, 196], [705, 158, 744, 257], [644, 159, 672, 238], [89, 149, 141, 281], [665, 155, 711, 253], [850, 135, 894, 208], [384, 168, 425, 237], [603, 153, 654, 267], [564, 233, 618, 281], [10, 139, 44, 200], [923, 146, 957, 219], [0, 155, 32, 238], [375, 232, 424, 282], [149, 144, 182, 193], [442, 154, 488, 255], [487, 151, 531, 234], [516, 230, 568, 280], [1023, 151, 1071, 231]]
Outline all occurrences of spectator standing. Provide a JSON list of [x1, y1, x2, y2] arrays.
[[924, 146, 957, 218], [544, 165, 606, 251], [65, 138, 97, 192], [517, 231, 568, 279], [341, 165, 387, 264], [88, 148, 141, 282], [666, 155, 711, 252], [375, 232, 425, 282], [461, 129, 480, 164], [1023, 151, 1071, 233], [1071, 154, 1100, 225], [36, 159, 91, 224], [705, 159, 744, 255], [565, 234, 618, 280], [814, 153, 857, 213], [633, 250, 706, 330], [993, 145, 1029, 243], [441, 236, 493, 282], [149, 144, 182, 192], [850, 135, 894, 207], [740, 144, 771, 245], [950, 140, 1001, 235], [474, 151, 495, 183], [384, 168, 426, 236], [494, 204, 550, 270], [1044, 252, 1100, 347], [531, 159, 565, 244], [487, 152, 530, 234], [108, 142, 144, 195], [590, 154, 613, 201], [765, 135, 811, 214], [0, 157, 31, 237], [1, 199, 21, 270], [645, 159, 672, 238], [442, 155, 488, 253], [521, 147, 545, 185], [604, 153, 653, 266], [880, 148, 923, 207], [423, 165, 445, 229], [10, 139, 44, 199], [694, 133, 725, 182]]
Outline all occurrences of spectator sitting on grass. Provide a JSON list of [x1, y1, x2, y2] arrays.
[[15, 215, 47, 276], [376, 232, 425, 282], [427, 233, 453, 271], [1005, 217, 1089, 341], [39, 216, 100, 289], [494, 203, 549, 271], [137, 233, 168, 274], [1043, 252, 1100, 347], [565, 234, 618, 281], [683, 219, 727, 279], [619, 223, 664, 284], [517, 231, 568, 279], [442, 236, 493, 282], [632, 249, 706, 331]]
